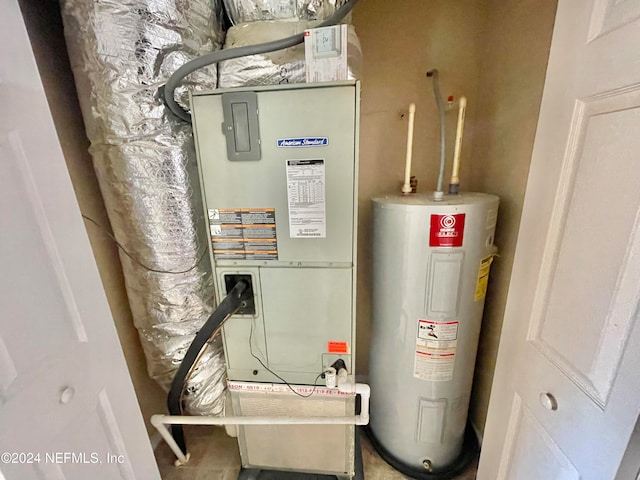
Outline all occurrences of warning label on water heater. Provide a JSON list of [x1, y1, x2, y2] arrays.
[[413, 319, 458, 382], [429, 213, 466, 247], [286, 159, 326, 238]]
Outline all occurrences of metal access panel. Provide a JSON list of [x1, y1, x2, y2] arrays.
[[192, 81, 359, 385]]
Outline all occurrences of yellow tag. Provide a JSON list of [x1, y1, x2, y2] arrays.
[[474, 255, 494, 301]]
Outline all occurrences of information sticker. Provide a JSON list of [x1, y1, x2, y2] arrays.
[[413, 319, 459, 382], [208, 208, 278, 260], [327, 341, 349, 354], [286, 159, 326, 238], [475, 255, 494, 301]]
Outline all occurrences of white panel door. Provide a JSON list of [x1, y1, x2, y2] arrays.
[[0, 1, 161, 479], [479, 0, 640, 479]]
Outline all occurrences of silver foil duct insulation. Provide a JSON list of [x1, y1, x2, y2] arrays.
[[61, 0, 227, 415], [218, 21, 362, 87], [223, 0, 348, 24]]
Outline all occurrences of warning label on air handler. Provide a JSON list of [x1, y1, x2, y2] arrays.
[[209, 208, 278, 260]]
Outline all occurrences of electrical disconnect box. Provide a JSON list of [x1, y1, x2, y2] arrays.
[[192, 81, 360, 476]]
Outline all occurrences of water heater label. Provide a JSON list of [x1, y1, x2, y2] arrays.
[[414, 319, 458, 382], [475, 255, 494, 301], [417, 319, 458, 341], [286, 159, 326, 238], [429, 213, 466, 247]]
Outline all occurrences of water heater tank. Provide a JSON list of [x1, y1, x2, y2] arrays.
[[368, 192, 499, 472]]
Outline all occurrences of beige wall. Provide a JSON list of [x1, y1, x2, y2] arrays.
[[353, 0, 557, 437], [467, 0, 557, 435], [19, 0, 165, 436]]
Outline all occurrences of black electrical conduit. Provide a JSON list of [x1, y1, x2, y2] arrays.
[[161, 0, 362, 122], [167, 280, 252, 455]]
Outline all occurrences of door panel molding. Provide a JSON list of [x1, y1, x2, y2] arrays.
[[97, 390, 136, 480], [589, 0, 640, 41], [527, 84, 640, 408], [6, 130, 88, 343], [497, 394, 581, 480]]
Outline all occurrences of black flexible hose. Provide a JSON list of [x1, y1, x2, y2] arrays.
[[167, 280, 251, 455], [162, 0, 362, 122]]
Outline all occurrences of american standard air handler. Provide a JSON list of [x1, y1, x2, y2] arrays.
[[140, 0, 369, 477], [194, 82, 363, 477], [150, 80, 367, 480]]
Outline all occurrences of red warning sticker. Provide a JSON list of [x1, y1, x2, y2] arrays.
[[429, 213, 466, 247], [327, 341, 349, 354]]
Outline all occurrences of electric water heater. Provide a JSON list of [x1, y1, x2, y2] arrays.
[[369, 192, 499, 471]]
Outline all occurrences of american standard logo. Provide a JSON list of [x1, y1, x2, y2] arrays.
[[277, 137, 329, 147]]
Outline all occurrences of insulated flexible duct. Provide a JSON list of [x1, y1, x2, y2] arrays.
[[163, 0, 361, 122], [61, 0, 228, 415], [218, 21, 362, 88], [223, 0, 348, 24]]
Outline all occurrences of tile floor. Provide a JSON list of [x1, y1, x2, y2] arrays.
[[154, 426, 478, 480]]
